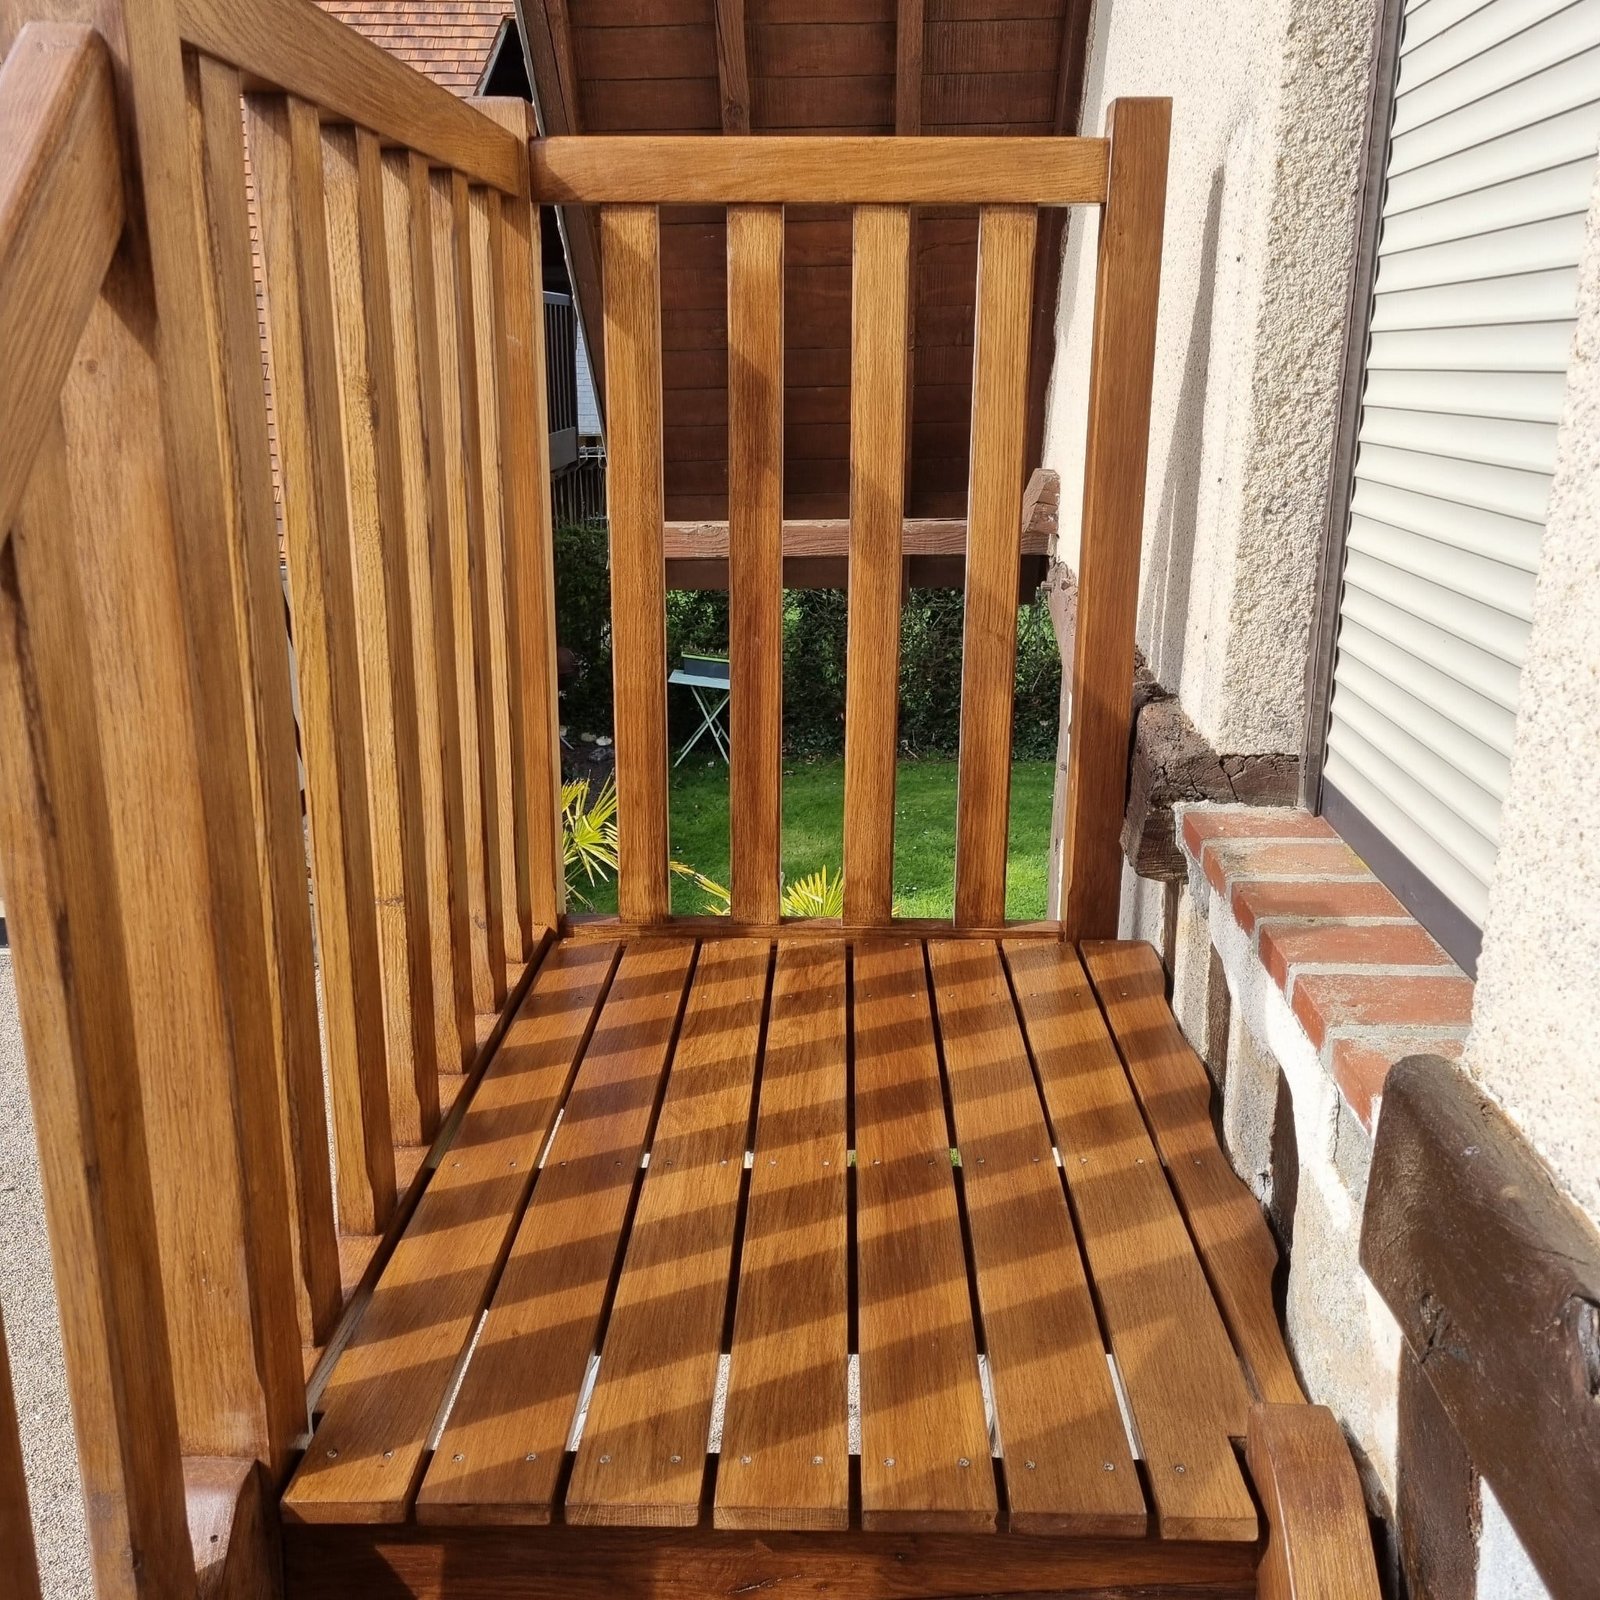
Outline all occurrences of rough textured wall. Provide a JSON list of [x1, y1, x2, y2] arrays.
[[1467, 165, 1600, 1228], [1045, 0, 1376, 754]]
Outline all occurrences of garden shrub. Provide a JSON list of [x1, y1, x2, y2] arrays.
[[554, 522, 1062, 761]]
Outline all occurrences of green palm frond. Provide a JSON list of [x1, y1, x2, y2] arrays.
[[780, 865, 845, 918], [562, 775, 619, 907], [670, 860, 731, 914]]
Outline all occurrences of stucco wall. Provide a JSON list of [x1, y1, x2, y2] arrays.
[[1466, 159, 1600, 1228], [1045, 0, 1376, 755]]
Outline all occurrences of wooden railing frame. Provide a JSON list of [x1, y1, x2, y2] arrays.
[[558, 106, 1169, 938], [0, 1, 563, 1594]]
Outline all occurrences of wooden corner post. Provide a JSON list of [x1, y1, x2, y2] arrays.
[[1061, 96, 1170, 939]]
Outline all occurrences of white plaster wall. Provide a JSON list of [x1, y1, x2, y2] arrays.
[[1045, 0, 1376, 754], [1467, 159, 1600, 1229]]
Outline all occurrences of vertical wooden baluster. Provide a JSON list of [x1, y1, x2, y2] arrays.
[[428, 168, 498, 1018], [468, 187, 525, 965], [405, 150, 477, 1075], [192, 53, 341, 1346], [451, 173, 510, 1002], [0, 420, 197, 1600], [249, 93, 396, 1237], [0, 1307, 40, 1600], [382, 148, 476, 1094], [322, 124, 438, 1146], [954, 205, 1037, 928], [475, 96, 565, 936], [1062, 98, 1171, 938], [602, 202, 671, 923], [727, 203, 785, 923], [843, 204, 912, 926], [18, 18, 309, 1477]]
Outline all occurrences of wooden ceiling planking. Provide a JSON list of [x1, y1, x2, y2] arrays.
[[527, 0, 1088, 530]]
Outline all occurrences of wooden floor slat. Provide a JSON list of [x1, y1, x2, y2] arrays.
[[282, 941, 618, 1524], [852, 940, 996, 1533], [716, 943, 851, 1532], [1003, 940, 1258, 1543], [302, 933, 1286, 1553], [1080, 940, 1305, 1408], [415, 941, 697, 1523], [565, 941, 771, 1527], [926, 940, 1146, 1536]]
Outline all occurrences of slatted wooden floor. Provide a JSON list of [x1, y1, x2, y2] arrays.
[[284, 934, 1296, 1562]]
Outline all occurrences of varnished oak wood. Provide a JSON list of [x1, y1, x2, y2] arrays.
[[1006, 941, 1259, 1541], [417, 942, 696, 1522], [0, 1305, 39, 1600], [567, 940, 768, 1526], [191, 53, 342, 1348], [842, 206, 911, 924], [428, 168, 499, 1016], [473, 98, 567, 935], [532, 136, 1109, 204], [726, 204, 785, 921], [284, 1521, 1259, 1598], [664, 514, 1054, 560], [0, 400, 197, 1600], [0, 23, 121, 537], [249, 93, 397, 1237], [386, 148, 477, 1082], [324, 124, 439, 1149], [926, 940, 1143, 1535], [853, 940, 994, 1532], [283, 943, 616, 1524], [1080, 941, 1304, 1410], [1247, 1406, 1381, 1600], [1062, 98, 1170, 937], [716, 942, 851, 1532], [173, 0, 523, 191], [564, 913, 1066, 942], [467, 186, 524, 970], [953, 206, 1037, 926], [602, 204, 672, 922]]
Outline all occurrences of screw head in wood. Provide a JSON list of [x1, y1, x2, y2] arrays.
[[670, 1453, 682, 1464], [1025, 1460, 1036, 1470], [599, 1454, 611, 1464], [812, 1455, 824, 1465], [1103, 1461, 1115, 1472], [325, 1448, 338, 1459], [1173, 1463, 1186, 1475], [452, 1453, 464, 1463], [957, 1457, 970, 1468], [525, 1453, 538, 1462], [883, 1456, 895, 1467], [740, 1455, 752, 1465], [382, 1450, 393, 1460]]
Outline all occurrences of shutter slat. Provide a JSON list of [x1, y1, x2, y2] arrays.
[[1353, 441, 1550, 522], [1342, 547, 1530, 668], [1398, 0, 1583, 91], [1387, 51, 1600, 179], [1350, 477, 1545, 568], [1377, 212, 1588, 289], [1391, 1, 1600, 136], [1357, 407, 1556, 473], [1380, 157, 1594, 253], [1335, 617, 1519, 758], [1369, 265, 1578, 330], [1402, 0, 1502, 54], [1359, 366, 1567, 423], [1367, 319, 1578, 371], [1346, 516, 1537, 624]]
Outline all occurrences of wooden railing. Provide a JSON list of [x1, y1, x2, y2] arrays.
[[0, 0, 1168, 1590], [0, 0, 562, 1592], [541, 114, 1170, 934]]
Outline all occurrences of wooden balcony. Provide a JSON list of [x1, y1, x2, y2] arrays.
[[0, 3, 1379, 1597]]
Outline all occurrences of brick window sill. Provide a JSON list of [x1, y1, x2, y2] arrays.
[[1176, 805, 1473, 1128]]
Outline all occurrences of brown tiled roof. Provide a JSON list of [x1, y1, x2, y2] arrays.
[[316, 2, 511, 96]]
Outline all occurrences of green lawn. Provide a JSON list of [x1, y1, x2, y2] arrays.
[[577, 757, 1056, 918]]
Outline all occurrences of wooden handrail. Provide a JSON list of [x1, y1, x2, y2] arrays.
[[0, 22, 122, 534], [172, 0, 523, 192], [531, 134, 1111, 205]]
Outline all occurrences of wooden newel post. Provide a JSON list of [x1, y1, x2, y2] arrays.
[[1061, 96, 1171, 939]]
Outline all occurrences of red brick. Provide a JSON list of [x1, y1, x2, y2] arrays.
[[1259, 921, 1452, 992], [1180, 806, 1336, 860], [1231, 877, 1409, 934], [1291, 972, 1475, 1051], [1201, 836, 1368, 895], [1330, 1034, 1466, 1129]]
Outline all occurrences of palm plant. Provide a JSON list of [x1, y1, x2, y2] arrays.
[[669, 861, 845, 918], [562, 774, 619, 907]]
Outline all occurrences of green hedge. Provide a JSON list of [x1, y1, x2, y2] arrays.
[[553, 521, 1062, 761]]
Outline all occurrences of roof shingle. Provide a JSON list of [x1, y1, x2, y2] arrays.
[[316, 2, 511, 96]]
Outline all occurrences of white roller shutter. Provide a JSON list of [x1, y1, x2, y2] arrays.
[[1323, 0, 1599, 960]]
